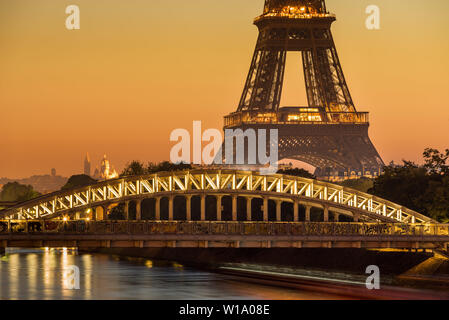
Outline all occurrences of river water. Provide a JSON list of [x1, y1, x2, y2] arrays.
[[0, 248, 347, 300]]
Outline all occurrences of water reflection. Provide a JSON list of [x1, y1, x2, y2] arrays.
[[0, 248, 347, 300]]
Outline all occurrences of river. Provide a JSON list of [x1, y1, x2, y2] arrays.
[[0, 248, 349, 300]]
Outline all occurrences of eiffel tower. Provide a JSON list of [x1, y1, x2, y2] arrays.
[[223, 0, 384, 180]]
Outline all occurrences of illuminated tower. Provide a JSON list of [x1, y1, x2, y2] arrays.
[[224, 0, 384, 179], [99, 154, 118, 180], [100, 154, 110, 177], [84, 153, 91, 176]]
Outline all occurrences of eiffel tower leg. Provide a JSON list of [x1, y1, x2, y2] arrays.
[[238, 43, 286, 112]]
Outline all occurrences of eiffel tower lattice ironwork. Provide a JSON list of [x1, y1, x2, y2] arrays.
[[223, 0, 384, 179]]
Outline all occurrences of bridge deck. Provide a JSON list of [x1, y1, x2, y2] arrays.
[[1, 221, 448, 251]]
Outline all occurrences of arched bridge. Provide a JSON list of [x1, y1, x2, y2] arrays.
[[0, 170, 434, 224], [0, 170, 447, 252]]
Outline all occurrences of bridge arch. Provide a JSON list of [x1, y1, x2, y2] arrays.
[[0, 169, 434, 224]]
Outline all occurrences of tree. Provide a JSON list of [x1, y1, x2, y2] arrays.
[[61, 174, 97, 190], [339, 177, 374, 193], [369, 161, 429, 213], [121, 161, 146, 177], [148, 161, 192, 173], [422, 176, 449, 222], [121, 160, 193, 177], [277, 168, 315, 179], [423, 148, 449, 175], [369, 148, 449, 222], [0, 182, 41, 202]]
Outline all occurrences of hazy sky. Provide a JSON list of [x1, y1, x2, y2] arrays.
[[1, 0, 448, 178]]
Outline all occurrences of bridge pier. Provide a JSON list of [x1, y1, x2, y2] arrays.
[[305, 206, 311, 222], [168, 196, 174, 221], [186, 196, 192, 221], [124, 201, 130, 220], [200, 194, 206, 221], [324, 206, 329, 222], [216, 195, 223, 221], [155, 197, 161, 220], [136, 199, 142, 221], [293, 200, 299, 222], [263, 197, 268, 222], [353, 212, 360, 222], [232, 195, 237, 221], [334, 213, 340, 222], [246, 197, 252, 221]]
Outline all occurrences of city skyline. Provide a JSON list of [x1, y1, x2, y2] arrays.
[[0, 152, 119, 179], [1, 0, 449, 178]]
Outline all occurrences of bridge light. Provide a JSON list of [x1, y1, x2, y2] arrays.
[[86, 209, 91, 214], [86, 217, 90, 221], [63, 217, 68, 222]]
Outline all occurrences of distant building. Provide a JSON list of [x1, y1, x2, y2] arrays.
[[51, 168, 56, 177], [84, 153, 91, 176], [91, 154, 118, 181]]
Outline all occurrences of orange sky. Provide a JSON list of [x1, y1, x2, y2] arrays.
[[1, 0, 448, 178]]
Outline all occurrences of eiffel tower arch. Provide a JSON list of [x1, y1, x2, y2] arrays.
[[223, 0, 384, 180]]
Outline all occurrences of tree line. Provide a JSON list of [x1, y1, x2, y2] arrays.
[[368, 148, 449, 222]]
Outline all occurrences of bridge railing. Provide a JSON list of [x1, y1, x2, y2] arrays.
[[1, 221, 448, 237]]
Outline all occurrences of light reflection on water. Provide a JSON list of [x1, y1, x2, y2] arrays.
[[0, 248, 347, 300]]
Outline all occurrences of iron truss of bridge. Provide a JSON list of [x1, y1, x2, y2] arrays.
[[0, 170, 434, 224]]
